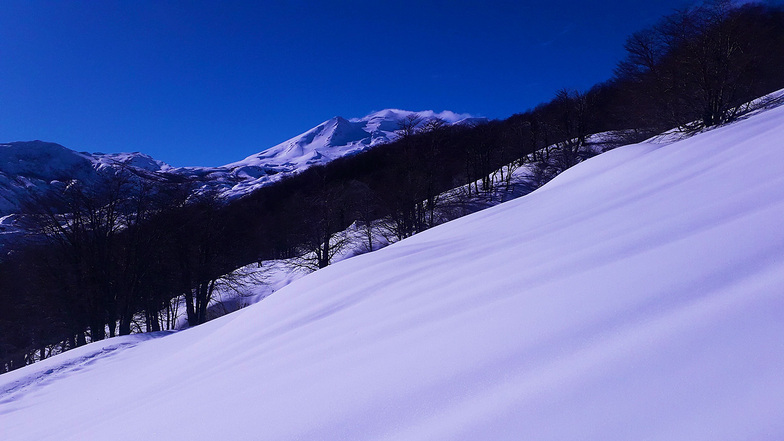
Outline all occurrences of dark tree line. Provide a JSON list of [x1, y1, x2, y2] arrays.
[[2, 0, 783, 372], [613, 1, 784, 131]]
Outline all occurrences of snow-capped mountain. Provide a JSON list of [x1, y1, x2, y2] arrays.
[[0, 141, 171, 216], [3, 93, 784, 440], [0, 110, 483, 216], [231, 109, 476, 170], [191, 109, 483, 198]]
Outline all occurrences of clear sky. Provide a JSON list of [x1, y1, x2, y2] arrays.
[[0, 0, 698, 167]]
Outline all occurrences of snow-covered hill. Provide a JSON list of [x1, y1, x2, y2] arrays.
[[0, 110, 481, 216], [2, 98, 784, 439]]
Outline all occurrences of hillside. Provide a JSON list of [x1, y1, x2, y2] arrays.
[[2, 99, 784, 439]]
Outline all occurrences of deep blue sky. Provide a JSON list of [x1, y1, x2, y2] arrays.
[[0, 0, 697, 167]]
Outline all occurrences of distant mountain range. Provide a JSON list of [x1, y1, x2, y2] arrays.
[[0, 109, 485, 218]]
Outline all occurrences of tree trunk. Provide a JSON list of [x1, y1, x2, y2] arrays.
[[146, 308, 161, 332], [185, 288, 197, 327], [90, 321, 106, 342], [119, 313, 132, 336]]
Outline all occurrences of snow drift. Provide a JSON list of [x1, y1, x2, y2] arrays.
[[2, 101, 784, 440]]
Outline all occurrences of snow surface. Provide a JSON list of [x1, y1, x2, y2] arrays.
[[3, 101, 784, 440]]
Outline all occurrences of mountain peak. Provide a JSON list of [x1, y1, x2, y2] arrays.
[[91, 151, 173, 172], [224, 108, 474, 166], [214, 108, 481, 198], [0, 140, 92, 178], [353, 108, 476, 125]]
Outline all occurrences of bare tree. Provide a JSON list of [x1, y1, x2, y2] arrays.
[[615, 0, 776, 130]]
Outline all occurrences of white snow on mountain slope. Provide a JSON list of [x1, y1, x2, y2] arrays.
[[3, 100, 784, 440], [91, 151, 172, 173], [0, 110, 481, 216], [0, 142, 95, 215], [230, 109, 475, 169], [214, 109, 482, 198], [0, 141, 174, 216]]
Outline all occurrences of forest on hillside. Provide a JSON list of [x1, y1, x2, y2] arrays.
[[2, 1, 784, 372]]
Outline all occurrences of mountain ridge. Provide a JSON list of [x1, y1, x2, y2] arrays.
[[0, 109, 483, 216]]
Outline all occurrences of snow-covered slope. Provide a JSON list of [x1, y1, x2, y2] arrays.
[[3, 102, 784, 440], [0, 110, 480, 216]]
